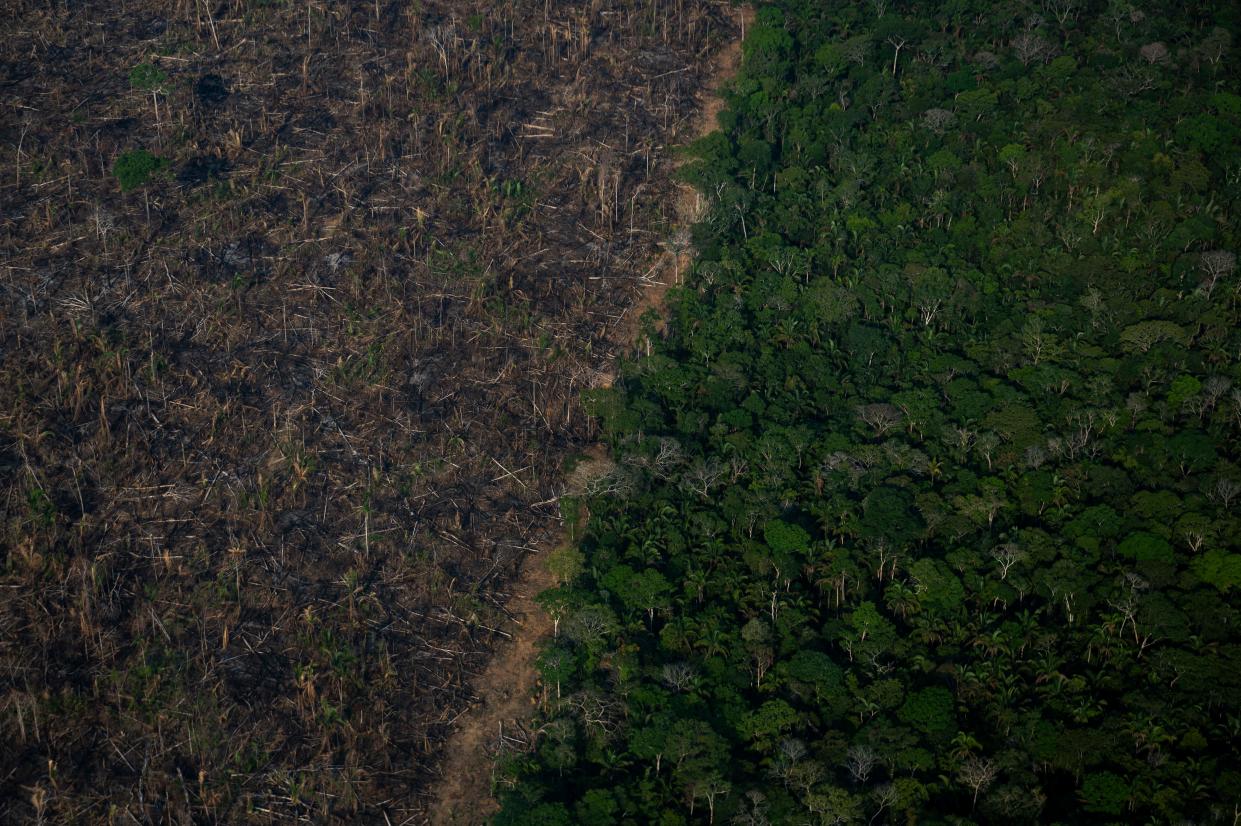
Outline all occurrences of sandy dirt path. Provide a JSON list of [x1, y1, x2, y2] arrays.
[[428, 8, 754, 824]]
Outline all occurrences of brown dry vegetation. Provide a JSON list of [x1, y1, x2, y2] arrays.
[[0, 1, 737, 822]]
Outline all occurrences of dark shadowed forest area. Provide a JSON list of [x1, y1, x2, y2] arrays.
[[493, 1, 1241, 824], [0, 0, 740, 822]]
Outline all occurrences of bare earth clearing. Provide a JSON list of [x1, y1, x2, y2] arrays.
[[430, 8, 754, 824]]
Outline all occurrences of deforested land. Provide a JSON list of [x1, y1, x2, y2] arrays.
[[0, 1, 741, 822]]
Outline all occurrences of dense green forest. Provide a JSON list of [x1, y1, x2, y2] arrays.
[[494, 0, 1241, 823]]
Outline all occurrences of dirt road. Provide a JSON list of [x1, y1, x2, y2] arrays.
[[428, 7, 755, 824]]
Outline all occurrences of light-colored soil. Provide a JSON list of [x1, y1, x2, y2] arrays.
[[607, 10, 752, 366], [427, 8, 754, 825], [428, 552, 558, 826]]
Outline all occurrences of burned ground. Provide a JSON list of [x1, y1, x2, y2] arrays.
[[0, 1, 736, 821]]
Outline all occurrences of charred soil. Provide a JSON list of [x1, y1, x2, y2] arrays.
[[0, 1, 739, 823]]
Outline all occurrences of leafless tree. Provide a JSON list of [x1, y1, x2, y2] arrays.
[[565, 606, 616, 649], [922, 107, 957, 135], [93, 206, 116, 243], [1138, 41, 1169, 64], [585, 466, 634, 499], [565, 691, 622, 738], [1057, 222, 1084, 252], [918, 296, 943, 327], [767, 740, 800, 788], [887, 35, 908, 75], [844, 36, 869, 67], [660, 228, 693, 283], [661, 662, 697, 692], [846, 744, 879, 783], [1108, 590, 1141, 641], [837, 82, 853, 111], [423, 23, 457, 76], [946, 425, 977, 457], [1199, 250, 1236, 299], [867, 537, 904, 583], [1043, 0, 1079, 26], [1114, 63, 1158, 96], [1123, 571, 1150, 593], [1079, 286, 1106, 328], [1012, 31, 1049, 66], [681, 457, 726, 498], [974, 50, 999, 71], [729, 454, 749, 483], [1061, 408, 1105, 460], [871, 783, 899, 822], [1203, 376, 1233, 411], [958, 756, 999, 809], [689, 774, 730, 824], [780, 738, 808, 766], [857, 403, 903, 437], [626, 436, 683, 479], [991, 543, 1027, 579], [1177, 518, 1211, 554], [750, 645, 775, 687], [1211, 477, 1240, 509], [974, 432, 1000, 470], [731, 790, 772, 826], [956, 488, 1008, 530]]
